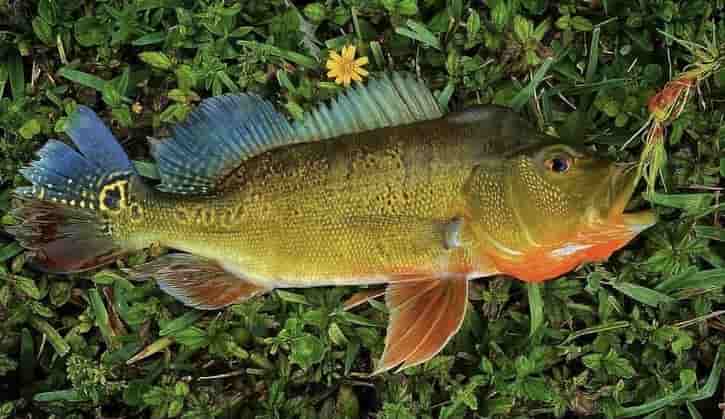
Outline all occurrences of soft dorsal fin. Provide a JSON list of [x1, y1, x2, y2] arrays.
[[291, 72, 442, 142], [153, 72, 442, 194]]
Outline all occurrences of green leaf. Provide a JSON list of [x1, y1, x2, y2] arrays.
[[466, 11, 481, 38], [159, 311, 203, 336], [276, 290, 311, 305], [0, 242, 23, 263], [58, 67, 108, 92], [610, 282, 675, 307], [29, 317, 70, 356], [604, 351, 636, 378], [513, 15, 533, 43], [20, 328, 34, 384], [32, 17, 55, 45], [138, 52, 173, 70], [37, 0, 56, 25], [585, 27, 600, 82], [18, 119, 41, 139], [34, 389, 87, 402], [0, 63, 7, 98], [75, 16, 108, 47], [172, 327, 207, 350], [527, 283, 544, 337], [510, 56, 556, 111], [91, 270, 124, 285], [131, 32, 167, 46], [237, 40, 318, 68], [7, 51, 25, 99], [395, 20, 441, 50], [562, 321, 630, 344], [89, 289, 115, 346], [695, 225, 725, 242], [582, 353, 603, 370], [15, 276, 41, 299], [570, 16, 593, 31], [656, 268, 725, 292], [289, 334, 326, 369], [648, 193, 713, 216]]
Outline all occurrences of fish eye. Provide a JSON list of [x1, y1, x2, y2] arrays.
[[545, 156, 572, 173]]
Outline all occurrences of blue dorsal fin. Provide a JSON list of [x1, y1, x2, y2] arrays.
[[152, 95, 295, 194], [153, 72, 443, 194], [292, 72, 442, 142], [66, 106, 134, 172]]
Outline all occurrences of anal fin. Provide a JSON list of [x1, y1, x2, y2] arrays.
[[128, 254, 269, 310], [373, 275, 468, 375]]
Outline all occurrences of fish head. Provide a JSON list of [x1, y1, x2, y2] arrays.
[[471, 141, 656, 282]]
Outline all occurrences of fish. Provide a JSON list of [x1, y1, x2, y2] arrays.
[[8, 72, 656, 374]]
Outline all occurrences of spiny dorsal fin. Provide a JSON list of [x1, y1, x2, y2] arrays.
[[152, 95, 294, 194], [153, 72, 442, 194], [292, 72, 442, 142]]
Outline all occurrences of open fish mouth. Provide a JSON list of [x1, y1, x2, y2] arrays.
[[609, 163, 657, 234]]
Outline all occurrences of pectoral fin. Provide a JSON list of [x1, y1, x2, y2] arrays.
[[373, 275, 468, 375], [128, 254, 270, 310]]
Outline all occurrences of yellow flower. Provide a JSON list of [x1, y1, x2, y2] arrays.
[[325, 45, 369, 86]]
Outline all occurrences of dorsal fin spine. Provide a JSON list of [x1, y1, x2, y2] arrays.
[[152, 72, 442, 194]]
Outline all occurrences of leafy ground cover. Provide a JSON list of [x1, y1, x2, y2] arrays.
[[0, 0, 724, 418]]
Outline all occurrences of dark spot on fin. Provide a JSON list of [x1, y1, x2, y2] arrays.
[[127, 253, 269, 310], [372, 275, 468, 375], [7, 197, 124, 273]]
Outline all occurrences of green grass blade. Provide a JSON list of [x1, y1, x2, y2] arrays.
[[510, 57, 556, 111], [610, 282, 676, 307], [527, 283, 544, 337], [562, 321, 630, 344], [58, 67, 108, 92], [7, 51, 24, 99]]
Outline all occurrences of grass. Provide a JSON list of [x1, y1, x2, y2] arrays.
[[1, 0, 724, 418]]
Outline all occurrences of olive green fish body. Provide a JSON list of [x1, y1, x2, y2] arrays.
[[127, 113, 513, 287], [10, 73, 655, 373]]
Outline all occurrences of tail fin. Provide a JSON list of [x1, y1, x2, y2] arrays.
[[8, 106, 137, 273]]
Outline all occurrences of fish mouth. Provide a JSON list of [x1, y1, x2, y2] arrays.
[[608, 163, 657, 234]]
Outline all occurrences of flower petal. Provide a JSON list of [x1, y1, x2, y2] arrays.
[[355, 68, 369, 77], [343, 45, 356, 60], [354, 56, 369, 66]]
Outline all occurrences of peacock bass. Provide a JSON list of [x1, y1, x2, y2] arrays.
[[9, 73, 655, 374]]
